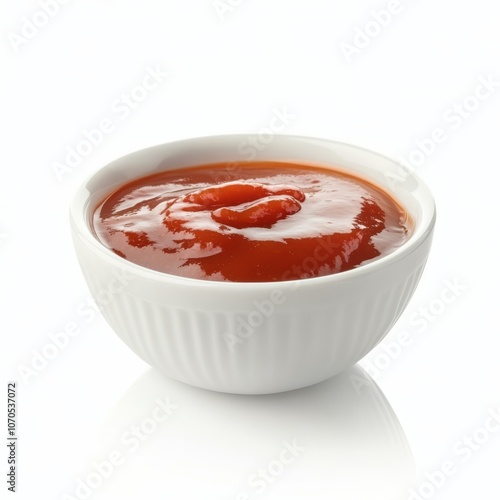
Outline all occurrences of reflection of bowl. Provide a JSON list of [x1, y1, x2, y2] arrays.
[[97, 366, 415, 500], [70, 135, 436, 394]]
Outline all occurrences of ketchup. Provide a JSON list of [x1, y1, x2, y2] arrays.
[[93, 162, 412, 282]]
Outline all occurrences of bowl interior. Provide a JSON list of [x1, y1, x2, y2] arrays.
[[71, 134, 435, 284]]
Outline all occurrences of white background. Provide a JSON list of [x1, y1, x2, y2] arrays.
[[2, 0, 499, 499]]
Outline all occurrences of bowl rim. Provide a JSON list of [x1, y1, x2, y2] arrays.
[[69, 134, 436, 289]]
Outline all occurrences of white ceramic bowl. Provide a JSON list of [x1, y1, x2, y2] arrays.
[[70, 135, 436, 394]]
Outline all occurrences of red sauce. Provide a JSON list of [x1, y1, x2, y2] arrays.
[[93, 162, 412, 282]]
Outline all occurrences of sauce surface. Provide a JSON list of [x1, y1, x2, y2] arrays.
[[93, 162, 412, 282]]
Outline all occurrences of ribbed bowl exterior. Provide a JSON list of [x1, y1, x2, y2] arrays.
[[72, 228, 432, 394]]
